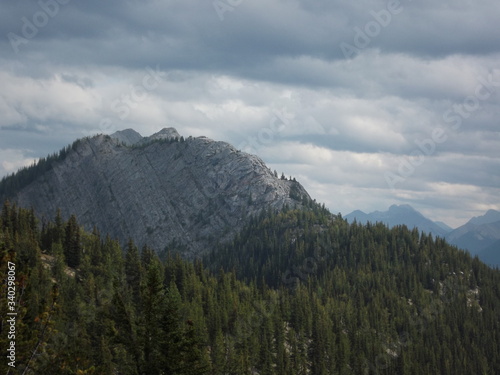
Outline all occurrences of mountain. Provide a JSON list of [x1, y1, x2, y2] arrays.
[[468, 209, 500, 226], [0, 128, 310, 257], [435, 220, 454, 232], [2, 136, 500, 373], [446, 209, 500, 266], [344, 209, 370, 224], [345, 206, 500, 268], [110, 128, 143, 145], [478, 239, 500, 268], [345, 204, 451, 238]]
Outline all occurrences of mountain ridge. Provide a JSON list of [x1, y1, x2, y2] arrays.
[[0, 128, 311, 257], [345, 204, 451, 238], [446, 209, 500, 266], [468, 209, 500, 226], [346, 205, 500, 267]]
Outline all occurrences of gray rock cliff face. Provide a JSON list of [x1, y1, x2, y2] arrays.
[[11, 128, 310, 257]]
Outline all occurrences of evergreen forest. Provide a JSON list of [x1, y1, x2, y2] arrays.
[[1, 201, 500, 374]]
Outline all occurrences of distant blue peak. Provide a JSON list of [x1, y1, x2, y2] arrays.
[[389, 204, 416, 212]]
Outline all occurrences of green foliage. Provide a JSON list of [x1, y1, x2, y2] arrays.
[[1, 202, 500, 374], [64, 215, 81, 268], [206, 207, 500, 374]]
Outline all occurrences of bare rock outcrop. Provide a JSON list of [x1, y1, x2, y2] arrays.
[[10, 128, 310, 257]]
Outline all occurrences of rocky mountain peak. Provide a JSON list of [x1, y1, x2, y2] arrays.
[[6, 129, 311, 257], [110, 127, 182, 146], [144, 127, 181, 142], [388, 204, 417, 213], [110, 128, 143, 146], [468, 209, 500, 226]]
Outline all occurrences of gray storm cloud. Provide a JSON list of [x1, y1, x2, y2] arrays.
[[1, 0, 499, 226]]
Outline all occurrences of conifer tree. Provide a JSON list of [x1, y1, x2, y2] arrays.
[[54, 208, 65, 244], [211, 330, 227, 374], [63, 214, 81, 268], [125, 238, 142, 305], [160, 281, 184, 373], [141, 257, 165, 374]]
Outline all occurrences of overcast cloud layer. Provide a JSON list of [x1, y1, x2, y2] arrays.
[[1, 0, 499, 227]]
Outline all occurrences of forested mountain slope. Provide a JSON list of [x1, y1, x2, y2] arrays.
[[1, 203, 499, 374]]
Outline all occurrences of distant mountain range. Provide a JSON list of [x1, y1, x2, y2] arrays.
[[446, 209, 500, 267], [346, 205, 500, 267], [345, 204, 450, 238]]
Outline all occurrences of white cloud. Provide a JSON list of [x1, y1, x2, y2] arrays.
[[0, 149, 36, 177], [0, 0, 499, 229]]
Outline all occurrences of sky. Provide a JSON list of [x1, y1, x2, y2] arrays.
[[0, 0, 499, 228]]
